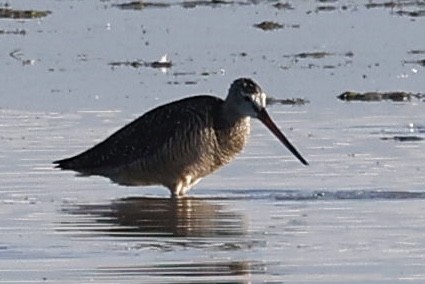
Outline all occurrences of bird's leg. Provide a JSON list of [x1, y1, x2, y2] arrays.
[[180, 177, 201, 196], [170, 182, 183, 198], [170, 179, 187, 198], [169, 175, 201, 198]]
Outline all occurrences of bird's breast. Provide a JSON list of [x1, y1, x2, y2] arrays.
[[213, 117, 251, 166]]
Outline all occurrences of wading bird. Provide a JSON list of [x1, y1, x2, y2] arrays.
[[54, 78, 308, 197]]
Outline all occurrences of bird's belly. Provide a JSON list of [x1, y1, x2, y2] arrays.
[[108, 155, 208, 188]]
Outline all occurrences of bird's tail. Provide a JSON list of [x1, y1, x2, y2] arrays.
[[53, 156, 79, 170]]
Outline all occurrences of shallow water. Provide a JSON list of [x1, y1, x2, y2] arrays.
[[1, 0, 425, 283]]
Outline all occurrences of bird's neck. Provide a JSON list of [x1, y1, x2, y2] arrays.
[[220, 101, 248, 127]]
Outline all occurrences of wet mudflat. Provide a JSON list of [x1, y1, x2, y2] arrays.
[[1, 0, 425, 283]]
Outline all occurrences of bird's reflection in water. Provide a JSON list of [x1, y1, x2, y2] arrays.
[[62, 197, 247, 238], [98, 260, 266, 281], [60, 197, 266, 282]]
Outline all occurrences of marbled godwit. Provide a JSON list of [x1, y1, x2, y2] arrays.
[[54, 78, 308, 197]]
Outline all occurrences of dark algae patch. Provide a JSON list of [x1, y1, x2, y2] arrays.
[[316, 5, 338, 12], [113, 0, 248, 10], [365, 1, 401, 8], [272, 2, 294, 10], [338, 91, 425, 102], [281, 51, 354, 69], [403, 59, 425, 66], [285, 51, 354, 59], [112, 1, 171, 10], [267, 97, 309, 106], [0, 29, 26, 35], [0, 8, 51, 19], [109, 57, 172, 69], [254, 21, 299, 31], [180, 0, 240, 8], [407, 49, 425, 55], [365, 1, 425, 17], [403, 49, 425, 66], [254, 21, 284, 31], [307, 51, 352, 59], [396, 9, 425, 17], [294, 51, 332, 59], [381, 136, 424, 142]]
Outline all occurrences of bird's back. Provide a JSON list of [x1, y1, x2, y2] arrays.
[[54, 95, 250, 187]]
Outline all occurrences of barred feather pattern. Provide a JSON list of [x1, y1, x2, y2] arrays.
[[54, 95, 250, 195]]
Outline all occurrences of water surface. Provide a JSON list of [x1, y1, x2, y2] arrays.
[[1, 0, 425, 283]]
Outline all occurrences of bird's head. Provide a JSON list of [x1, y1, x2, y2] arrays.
[[225, 77, 309, 166], [227, 78, 267, 118]]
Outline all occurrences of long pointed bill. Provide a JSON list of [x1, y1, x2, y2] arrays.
[[257, 109, 309, 166]]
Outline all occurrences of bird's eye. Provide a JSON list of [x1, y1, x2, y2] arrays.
[[244, 96, 251, 102]]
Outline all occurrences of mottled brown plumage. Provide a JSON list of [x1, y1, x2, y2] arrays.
[[54, 78, 308, 197]]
